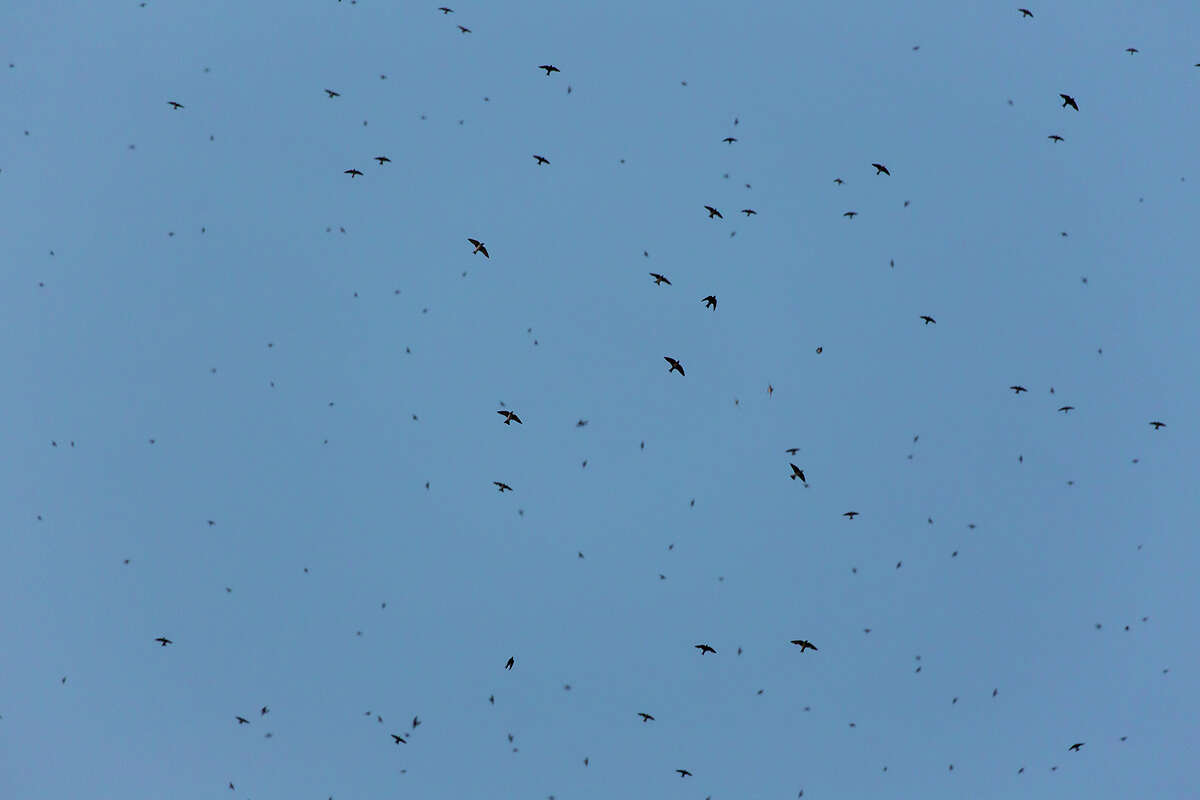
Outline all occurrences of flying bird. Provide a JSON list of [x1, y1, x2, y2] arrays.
[[789, 464, 806, 482], [438, 6, 453, 12], [920, 315, 936, 325], [834, 178, 844, 185], [702, 295, 717, 309], [704, 205, 723, 219], [236, 717, 250, 725], [375, 156, 391, 164], [843, 511, 859, 519], [664, 357, 685, 376], [1019, 8, 1033, 17], [505, 657, 515, 669], [497, 410, 523, 425], [1048, 134, 1064, 142], [154, 637, 172, 646], [722, 137, 737, 143], [872, 163, 890, 175], [344, 169, 363, 178], [1069, 742, 1085, 751], [785, 448, 800, 455], [843, 211, 858, 219], [1058, 406, 1075, 413], [637, 712, 655, 722], [694, 644, 716, 655], [1060, 93, 1079, 110], [457, 25, 471, 33], [1010, 385, 1028, 394], [324, 89, 340, 98], [260, 706, 269, 715], [533, 155, 549, 165], [791, 639, 818, 652], [1126, 47, 1138, 54], [468, 238, 489, 257], [676, 769, 692, 777], [1149, 421, 1166, 429], [741, 208, 757, 215], [538, 65, 560, 75], [494, 481, 513, 492], [649, 272, 671, 285], [391, 734, 407, 744], [167, 101, 184, 109]]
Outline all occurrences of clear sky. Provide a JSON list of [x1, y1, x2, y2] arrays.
[[3, 1, 1198, 798]]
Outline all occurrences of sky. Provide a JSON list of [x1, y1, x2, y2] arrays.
[[2, 1, 1199, 798]]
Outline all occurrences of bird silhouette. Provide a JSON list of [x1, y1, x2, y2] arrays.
[[391, 734, 407, 744], [1060, 93, 1079, 110], [494, 482, 513, 492], [843, 511, 859, 519], [154, 637, 172, 646], [438, 6, 453, 12], [1126, 47, 1138, 54], [1058, 406, 1075, 413], [789, 464, 806, 482], [236, 717, 250, 725], [497, 410, 523, 425], [374, 156, 391, 164], [791, 639, 818, 652], [694, 644, 716, 655], [637, 712, 655, 722], [741, 208, 757, 215], [1069, 742, 1085, 751], [664, 357, 685, 376], [533, 155, 549, 165], [704, 205, 723, 219], [920, 315, 936, 325], [412, 716, 421, 729], [872, 163, 890, 175], [702, 295, 717, 309], [1019, 8, 1033, 17], [1010, 385, 1028, 394], [344, 169, 363, 178], [468, 238, 489, 258], [785, 448, 800, 455], [457, 25, 471, 33], [538, 65, 560, 75], [324, 89, 340, 98], [649, 272, 671, 285], [1149, 421, 1166, 429], [1048, 134, 1064, 142], [260, 706, 269, 715], [843, 211, 858, 219], [505, 657, 515, 669], [722, 137, 737, 143], [167, 101, 184, 110], [676, 769, 692, 777]]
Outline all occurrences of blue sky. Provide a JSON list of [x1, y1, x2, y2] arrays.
[[3, 1, 1198, 798]]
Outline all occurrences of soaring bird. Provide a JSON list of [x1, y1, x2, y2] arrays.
[[457, 25, 471, 33], [920, 315, 936, 325], [167, 101, 184, 110], [438, 6, 453, 12], [1058, 406, 1075, 413], [704, 205, 723, 219], [468, 238, 489, 257], [412, 716, 421, 729], [1048, 134, 1064, 142], [789, 464, 806, 482], [741, 208, 757, 215], [1019, 8, 1033, 17], [236, 717, 250, 725], [872, 163, 890, 175], [505, 657, 515, 670], [344, 169, 363, 178], [260, 706, 269, 715], [722, 137, 737, 143], [785, 448, 800, 455], [533, 155, 549, 165], [538, 65, 560, 75], [637, 712, 655, 722], [843, 211, 858, 219], [1010, 385, 1028, 394], [375, 156, 391, 164], [664, 357, 685, 376], [1149, 421, 1166, 429], [391, 734, 407, 744], [1069, 742, 1085, 751], [649, 272, 671, 285], [494, 481, 513, 492], [676, 769, 693, 777], [497, 410, 523, 425], [154, 637, 172, 646], [791, 639, 818, 652], [702, 295, 717, 309], [694, 644, 716, 655], [1060, 93, 1079, 110], [833, 178, 844, 185], [1126, 47, 1138, 54], [843, 511, 859, 519], [324, 89, 340, 98]]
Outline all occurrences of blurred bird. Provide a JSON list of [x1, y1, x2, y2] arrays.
[[843, 511, 859, 519], [497, 410, 523, 425], [722, 137, 737, 143], [1060, 93, 1079, 110], [676, 769, 692, 777], [374, 156, 391, 164], [324, 89, 340, 98], [505, 657, 515, 669], [872, 163, 890, 175], [1048, 134, 1064, 142], [702, 295, 717, 309], [694, 644, 716, 655], [649, 272, 671, 285], [704, 205, 723, 219], [533, 155, 549, 165], [344, 169, 363, 178], [791, 639, 818, 652], [664, 357, 685, 376], [468, 238, 489, 257], [154, 637, 172, 646], [1149, 421, 1166, 429], [1010, 385, 1028, 394], [920, 315, 936, 325], [637, 712, 655, 722], [1019, 8, 1033, 17], [538, 65, 560, 75], [391, 734, 406, 744], [741, 208, 757, 215], [1069, 742, 1085, 751], [167, 101, 184, 109], [789, 464, 806, 482], [494, 482, 513, 492]]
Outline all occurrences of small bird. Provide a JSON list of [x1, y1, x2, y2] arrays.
[[637, 712, 655, 722], [1010, 385, 1028, 394], [722, 137, 737, 143], [791, 639, 818, 652], [505, 657, 515, 670], [494, 481, 513, 492], [920, 315, 936, 325], [843, 511, 859, 519], [1019, 8, 1033, 18], [538, 65, 560, 75], [412, 716, 421, 729], [154, 637, 172, 646], [1126, 47, 1138, 54], [649, 272, 671, 285], [785, 448, 800, 455], [438, 6, 453, 12], [1060, 93, 1079, 110], [704, 205, 723, 219], [1069, 742, 1085, 751], [167, 101, 184, 110], [457, 25, 471, 33], [1149, 421, 1166, 429], [391, 734, 406, 744], [236, 717, 250, 725], [789, 464, 806, 482], [1058, 406, 1075, 413], [260, 706, 269, 715], [497, 410, 523, 425], [676, 769, 693, 777], [843, 211, 858, 219], [833, 178, 844, 184], [344, 169, 363, 178], [1048, 134, 1064, 142], [468, 238, 489, 258], [664, 357, 685, 376], [694, 644, 716, 655], [872, 163, 890, 175], [741, 208, 757, 216], [374, 156, 391, 164], [702, 295, 717, 309], [324, 89, 340, 98], [533, 155, 549, 165]]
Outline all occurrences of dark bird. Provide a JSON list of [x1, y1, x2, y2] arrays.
[[704, 205, 723, 219], [167, 101, 184, 109], [412, 716, 421, 728], [843, 211, 858, 219], [843, 511, 859, 519], [789, 464, 806, 482], [650, 272, 671, 285], [664, 357, 685, 376], [457, 25, 471, 33], [468, 238, 489, 258], [1126, 47, 1138, 54], [1058, 406, 1075, 413], [741, 208, 757, 216], [722, 137, 737, 143], [438, 6, 453, 12], [872, 163, 890, 175], [1069, 742, 1085, 751], [505, 657, 515, 669], [374, 156, 391, 164], [1019, 8, 1033, 17], [702, 295, 717, 309], [1060, 93, 1079, 110], [637, 712, 655, 722], [694, 644, 716, 655], [920, 315, 936, 325], [261, 706, 269, 715], [1010, 385, 1028, 394], [676, 769, 692, 777], [154, 637, 172, 646], [391, 734, 406, 744], [236, 717, 250, 725], [833, 178, 844, 185], [324, 89, 340, 98], [494, 481, 513, 492], [791, 639, 818, 652], [497, 410, 523, 425], [1048, 134, 1064, 142], [344, 169, 363, 178], [1149, 421, 1166, 429], [538, 65, 560, 75], [533, 155, 549, 165], [785, 448, 800, 455]]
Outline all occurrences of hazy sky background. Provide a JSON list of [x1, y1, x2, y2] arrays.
[[3, 1, 1198, 798]]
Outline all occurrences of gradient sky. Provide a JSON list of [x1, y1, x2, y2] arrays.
[[3, 1, 1198, 798]]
